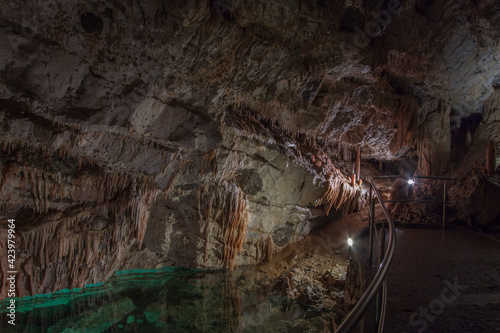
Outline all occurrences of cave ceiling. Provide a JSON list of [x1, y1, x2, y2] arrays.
[[0, 0, 499, 297]]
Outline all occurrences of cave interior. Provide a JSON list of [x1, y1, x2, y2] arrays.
[[0, 0, 500, 331]]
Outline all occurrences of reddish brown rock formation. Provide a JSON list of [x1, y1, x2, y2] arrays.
[[0, 0, 499, 299]]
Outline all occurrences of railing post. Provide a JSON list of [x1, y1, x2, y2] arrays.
[[442, 181, 447, 230], [368, 184, 374, 268], [375, 226, 386, 326], [379, 225, 386, 265], [377, 280, 388, 333]]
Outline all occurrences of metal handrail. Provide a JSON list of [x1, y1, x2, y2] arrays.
[[371, 176, 456, 181], [371, 175, 456, 230], [336, 175, 456, 332], [336, 178, 397, 333]]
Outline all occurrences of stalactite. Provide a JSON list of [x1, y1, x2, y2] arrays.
[[355, 146, 361, 182], [316, 166, 362, 216], [0, 152, 164, 297], [265, 235, 274, 261], [486, 140, 496, 176], [198, 180, 249, 270], [255, 235, 275, 263], [393, 94, 419, 152], [199, 149, 218, 177], [130, 182, 160, 250]]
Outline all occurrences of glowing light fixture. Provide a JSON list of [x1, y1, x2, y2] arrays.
[[408, 179, 415, 185], [347, 237, 353, 247]]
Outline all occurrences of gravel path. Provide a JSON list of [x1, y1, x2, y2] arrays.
[[384, 228, 500, 333]]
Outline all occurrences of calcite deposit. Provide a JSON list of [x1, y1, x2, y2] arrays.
[[0, 0, 499, 298]]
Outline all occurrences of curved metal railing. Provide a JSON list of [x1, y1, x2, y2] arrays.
[[336, 175, 455, 333], [336, 177, 397, 333]]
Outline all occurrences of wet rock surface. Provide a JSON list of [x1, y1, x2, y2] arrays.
[[0, 0, 499, 300]]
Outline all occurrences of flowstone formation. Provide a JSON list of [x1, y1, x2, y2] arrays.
[[0, 0, 499, 298]]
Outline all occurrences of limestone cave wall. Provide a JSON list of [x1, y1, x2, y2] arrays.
[[0, 0, 499, 298]]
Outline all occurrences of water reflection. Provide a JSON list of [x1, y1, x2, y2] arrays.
[[0, 267, 329, 332]]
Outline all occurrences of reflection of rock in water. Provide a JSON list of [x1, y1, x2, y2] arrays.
[[224, 274, 243, 333], [0, 267, 330, 332]]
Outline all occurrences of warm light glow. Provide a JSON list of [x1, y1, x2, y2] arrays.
[[408, 179, 415, 185], [347, 237, 353, 246]]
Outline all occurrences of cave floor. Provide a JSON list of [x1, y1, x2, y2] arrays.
[[383, 227, 500, 333]]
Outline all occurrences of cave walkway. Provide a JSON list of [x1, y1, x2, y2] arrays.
[[380, 227, 500, 333]]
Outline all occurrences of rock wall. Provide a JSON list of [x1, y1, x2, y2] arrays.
[[1, 0, 500, 298], [0, 100, 369, 298]]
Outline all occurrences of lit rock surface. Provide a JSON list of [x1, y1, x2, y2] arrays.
[[0, 0, 499, 298]]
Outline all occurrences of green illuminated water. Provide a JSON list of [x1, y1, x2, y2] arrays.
[[0, 267, 329, 332]]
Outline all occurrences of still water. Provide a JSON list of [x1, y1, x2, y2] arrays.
[[0, 267, 330, 332]]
